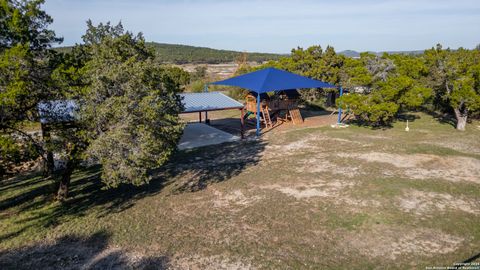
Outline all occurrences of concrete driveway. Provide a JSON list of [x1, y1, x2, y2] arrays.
[[178, 123, 240, 150]]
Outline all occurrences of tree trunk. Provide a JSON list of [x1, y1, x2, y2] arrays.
[[453, 107, 468, 131], [41, 123, 54, 178], [56, 158, 76, 201], [55, 143, 79, 201], [44, 151, 54, 177], [325, 92, 336, 107]]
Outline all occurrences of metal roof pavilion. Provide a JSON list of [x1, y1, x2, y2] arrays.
[[39, 92, 244, 123], [180, 92, 246, 139], [180, 92, 244, 113]]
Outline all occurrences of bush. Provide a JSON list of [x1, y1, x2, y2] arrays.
[[228, 87, 248, 101], [0, 135, 39, 176], [337, 93, 399, 126], [188, 79, 207, 93]]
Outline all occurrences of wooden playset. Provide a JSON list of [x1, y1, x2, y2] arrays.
[[244, 90, 304, 128]]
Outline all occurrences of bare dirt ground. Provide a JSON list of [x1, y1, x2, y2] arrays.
[[1, 112, 480, 269]]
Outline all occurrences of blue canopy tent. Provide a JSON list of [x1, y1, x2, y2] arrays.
[[210, 67, 339, 136]]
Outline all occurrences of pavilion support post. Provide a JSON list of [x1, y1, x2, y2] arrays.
[[199, 111, 202, 123], [240, 108, 245, 139], [256, 92, 260, 137], [203, 85, 208, 124], [337, 87, 344, 124]]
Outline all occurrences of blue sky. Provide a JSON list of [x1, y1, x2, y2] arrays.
[[44, 0, 480, 53]]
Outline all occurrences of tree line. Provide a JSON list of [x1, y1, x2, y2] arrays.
[[147, 42, 283, 64], [257, 45, 480, 130], [56, 42, 284, 64]]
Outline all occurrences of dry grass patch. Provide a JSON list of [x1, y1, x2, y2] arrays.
[[296, 155, 360, 177], [212, 189, 262, 209], [397, 189, 480, 216], [172, 254, 254, 270], [259, 178, 382, 212], [339, 152, 480, 183], [261, 178, 354, 200], [344, 225, 465, 260]]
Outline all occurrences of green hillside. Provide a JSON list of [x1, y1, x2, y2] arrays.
[[54, 42, 283, 64], [146, 42, 282, 64]]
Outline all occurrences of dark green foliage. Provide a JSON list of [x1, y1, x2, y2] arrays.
[[65, 21, 185, 189], [0, 135, 39, 176], [338, 47, 480, 128], [338, 58, 433, 125], [340, 56, 372, 89], [424, 45, 480, 130], [189, 80, 207, 93], [147, 42, 282, 64], [187, 66, 208, 93], [376, 76, 432, 109], [0, 0, 62, 51], [162, 66, 190, 90], [337, 94, 399, 125], [57, 43, 283, 64], [226, 65, 251, 100], [339, 76, 432, 126], [0, 0, 61, 175]]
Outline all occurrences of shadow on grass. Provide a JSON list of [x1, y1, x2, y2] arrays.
[[461, 251, 480, 263], [0, 139, 266, 242], [339, 111, 423, 130], [0, 230, 169, 270], [341, 118, 395, 130], [423, 110, 457, 128], [301, 103, 332, 118], [0, 176, 54, 212], [162, 139, 266, 193], [396, 112, 421, 122], [207, 117, 246, 137], [0, 174, 46, 193]]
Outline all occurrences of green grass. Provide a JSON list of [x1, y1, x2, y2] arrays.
[[1, 112, 480, 269]]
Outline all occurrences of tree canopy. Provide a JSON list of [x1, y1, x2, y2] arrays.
[[0, 0, 61, 175], [51, 21, 185, 198]]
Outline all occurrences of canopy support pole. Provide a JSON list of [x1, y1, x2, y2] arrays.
[[337, 86, 344, 124], [256, 91, 260, 136], [204, 85, 209, 124], [240, 108, 245, 139]]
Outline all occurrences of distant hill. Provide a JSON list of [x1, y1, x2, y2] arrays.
[[53, 42, 283, 64], [338, 50, 361, 58], [146, 42, 283, 64], [339, 49, 425, 58]]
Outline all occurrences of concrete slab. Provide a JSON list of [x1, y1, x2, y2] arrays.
[[178, 123, 240, 150]]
